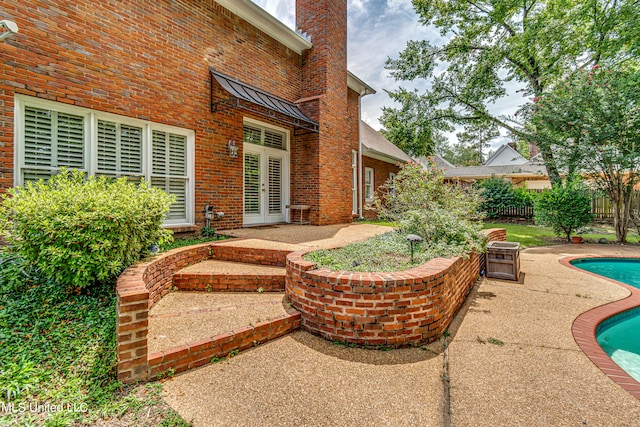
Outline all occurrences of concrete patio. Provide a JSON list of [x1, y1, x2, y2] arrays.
[[158, 226, 640, 426]]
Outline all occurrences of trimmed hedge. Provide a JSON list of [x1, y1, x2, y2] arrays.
[[0, 170, 174, 289]]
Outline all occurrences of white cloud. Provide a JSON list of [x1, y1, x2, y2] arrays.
[[250, 0, 523, 147]]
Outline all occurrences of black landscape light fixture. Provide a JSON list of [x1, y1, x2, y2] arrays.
[[406, 234, 423, 263]]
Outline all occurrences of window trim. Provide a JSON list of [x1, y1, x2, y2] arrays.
[[14, 95, 195, 226], [243, 117, 290, 151], [389, 172, 397, 197], [364, 167, 374, 202], [351, 150, 358, 214]]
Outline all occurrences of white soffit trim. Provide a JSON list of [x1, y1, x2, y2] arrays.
[[363, 150, 405, 165], [348, 71, 376, 95], [215, 0, 312, 54]]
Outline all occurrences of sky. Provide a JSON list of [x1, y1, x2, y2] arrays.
[[252, 0, 525, 152]]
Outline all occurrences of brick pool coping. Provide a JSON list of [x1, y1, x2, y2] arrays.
[[562, 256, 640, 399], [116, 240, 298, 383]]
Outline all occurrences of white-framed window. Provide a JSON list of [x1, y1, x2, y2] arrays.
[[364, 167, 374, 202], [14, 95, 195, 225], [243, 122, 287, 151], [351, 150, 358, 214], [389, 172, 396, 196]]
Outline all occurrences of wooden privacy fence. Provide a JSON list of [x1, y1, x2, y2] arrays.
[[486, 190, 640, 220], [590, 190, 640, 219], [486, 206, 534, 218]]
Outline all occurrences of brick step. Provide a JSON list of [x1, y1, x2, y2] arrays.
[[148, 310, 301, 380], [172, 260, 286, 292]]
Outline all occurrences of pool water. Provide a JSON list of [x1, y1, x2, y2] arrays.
[[596, 307, 640, 382], [571, 258, 640, 289], [571, 258, 640, 382]]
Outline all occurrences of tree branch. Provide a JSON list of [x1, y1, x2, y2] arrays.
[[466, 0, 517, 36]]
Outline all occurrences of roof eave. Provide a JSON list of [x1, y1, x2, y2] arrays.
[[443, 172, 547, 180], [215, 0, 312, 54], [348, 72, 376, 96], [363, 149, 407, 165]]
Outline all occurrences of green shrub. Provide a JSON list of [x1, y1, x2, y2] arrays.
[[374, 161, 486, 255], [476, 177, 535, 218], [476, 177, 517, 218], [513, 186, 536, 210], [399, 207, 485, 256], [0, 170, 174, 289], [534, 178, 593, 242]]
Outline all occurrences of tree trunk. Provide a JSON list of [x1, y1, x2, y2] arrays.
[[618, 188, 633, 243], [537, 143, 562, 187], [610, 188, 632, 243]]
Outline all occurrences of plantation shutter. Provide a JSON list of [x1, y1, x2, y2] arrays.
[[244, 153, 261, 214], [243, 125, 261, 145], [56, 113, 85, 168], [243, 125, 285, 150], [97, 120, 142, 178], [151, 130, 188, 221], [268, 156, 282, 214], [19, 98, 193, 224], [97, 120, 117, 173], [119, 125, 142, 174], [23, 106, 84, 182], [264, 130, 285, 150]]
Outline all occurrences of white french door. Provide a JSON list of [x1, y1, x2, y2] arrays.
[[243, 144, 288, 225]]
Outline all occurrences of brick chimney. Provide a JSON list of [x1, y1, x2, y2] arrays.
[[529, 142, 540, 159], [295, 0, 351, 225]]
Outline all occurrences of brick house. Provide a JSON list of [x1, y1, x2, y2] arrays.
[[360, 121, 412, 218], [0, 0, 394, 233]]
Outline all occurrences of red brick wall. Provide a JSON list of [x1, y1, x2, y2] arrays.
[[1, 0, 359, 229], [362, 156, 402, 218], [285, 229, 507, 347], [296, 0, 356, 225]]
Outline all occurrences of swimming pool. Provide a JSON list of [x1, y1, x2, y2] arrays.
[[571, 258, 640, 383], [596, 307, 640, 382], [570, 258, 640, 289]]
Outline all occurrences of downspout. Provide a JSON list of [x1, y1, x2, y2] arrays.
[[358, 92, 364, 219]]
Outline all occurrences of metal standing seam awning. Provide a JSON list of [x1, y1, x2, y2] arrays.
[[210, 69, 319, 133]]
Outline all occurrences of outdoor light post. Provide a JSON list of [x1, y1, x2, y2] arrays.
[[406, 234, 422, 263]]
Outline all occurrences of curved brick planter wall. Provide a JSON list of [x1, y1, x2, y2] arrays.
[[285, 229, 506, 347], [116, 241, 299, 383]]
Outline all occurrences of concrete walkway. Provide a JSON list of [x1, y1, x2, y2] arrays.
[[160, 227, 640, 426], [448, 244, 640, 426], [219, 223, 394, 249]]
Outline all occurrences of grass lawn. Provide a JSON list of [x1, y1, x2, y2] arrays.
[[482, 221, 640, 247]]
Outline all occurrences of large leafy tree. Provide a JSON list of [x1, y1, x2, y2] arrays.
[[439, 139, 485, 165], [381, 0, 639, 182], [529, 66, 640, 242]]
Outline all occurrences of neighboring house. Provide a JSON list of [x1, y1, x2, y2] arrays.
[[483, 144, 528, 166], [359, 122, 412, 218], [440, 144, 551, 189], [0, 0, 377, 232]]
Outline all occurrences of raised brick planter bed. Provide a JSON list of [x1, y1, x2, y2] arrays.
[[285, 229, 506, 347], [115, 240, 295, 383]]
